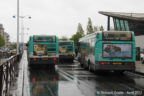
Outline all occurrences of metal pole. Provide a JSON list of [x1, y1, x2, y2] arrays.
[[107, 16, 110, 31], [17, 0, 20, 54], [21, 17, 24, 52], [0, 66, 3, 96]]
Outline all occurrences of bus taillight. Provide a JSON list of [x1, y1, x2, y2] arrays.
[[53, 78, 56, 82], [127, 62, 134, 66], [33, 58, 37, 61], [53, 57, 57, 61], [101, 62, 109, 64]]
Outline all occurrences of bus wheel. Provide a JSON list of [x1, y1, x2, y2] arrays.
[[141, 59, 144, 64], [69, 59, 73, 63], [80, 63, 83, 67], [88, 61, 91, 71], [88, 64, 91, 71]]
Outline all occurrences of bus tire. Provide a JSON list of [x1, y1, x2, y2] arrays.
[[141, 59, 144, 64], [80, 59, 84, 67], [85, 60, 89, 70], [88, 61, 92, 71], [88, 64, 91, 71], [80, 63, 83, 67], [70, 59, 73, 63]]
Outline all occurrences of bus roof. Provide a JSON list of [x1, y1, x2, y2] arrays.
[[79, 31, 101, 41], [59, 40, 74, 42], [33, 35, 57, 37]]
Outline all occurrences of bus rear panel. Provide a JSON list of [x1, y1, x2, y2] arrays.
[[59, 40, 75, 62], [27, 35, 59, 65], [78, 31, 136, 72]]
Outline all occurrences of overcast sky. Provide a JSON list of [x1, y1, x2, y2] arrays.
[[0, 0, 144, 42]]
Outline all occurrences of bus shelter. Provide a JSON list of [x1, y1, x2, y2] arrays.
[[99, 11, 144, 36]]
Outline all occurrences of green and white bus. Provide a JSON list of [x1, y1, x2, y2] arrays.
[[78, 31, 136, 73], [27, 35, 59, 65], [59, 40, 75, 62]]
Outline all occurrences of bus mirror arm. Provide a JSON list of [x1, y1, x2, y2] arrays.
[[26, 43, 28, 46]]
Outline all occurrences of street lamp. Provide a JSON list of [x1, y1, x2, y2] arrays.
[[13, 0, 31, 54], [19, 16, 31, 51], [13, 15, 31, 52], [17, 0, 19, 54]]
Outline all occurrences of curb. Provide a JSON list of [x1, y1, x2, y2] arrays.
[[133, 71, 144, 76]]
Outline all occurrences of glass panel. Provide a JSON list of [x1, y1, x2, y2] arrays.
[[103, 31, 132, 41], [34, 36, 56, 42], [113, 18, 117, 30], [124, 20, 130, 31], [59, 42, 72, 46], [115, 19, 121, 31], [120, 20, 125, 31]]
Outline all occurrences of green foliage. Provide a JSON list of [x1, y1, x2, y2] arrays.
[[87, 18, 94, 35], [10, 43, 17, 50], [77, 23, 85, 37], [99, 25, 104, 31], [70, 23, 85, 49], [0, 34, 5, 47], [94, 26, 98, 32]]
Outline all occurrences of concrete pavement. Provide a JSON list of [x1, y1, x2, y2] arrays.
[[135, 61, 144, 75]]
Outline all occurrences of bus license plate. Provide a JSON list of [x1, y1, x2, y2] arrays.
[[113, 62, 122, 64], [42, 58, 48, 60]]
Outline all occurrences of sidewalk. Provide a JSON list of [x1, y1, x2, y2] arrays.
[[135, 61, 144, 75]]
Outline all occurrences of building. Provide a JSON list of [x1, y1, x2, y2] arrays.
[[99, 11, 144, 48], [0, 24, 10, 47], [0, 24, 4, 37]]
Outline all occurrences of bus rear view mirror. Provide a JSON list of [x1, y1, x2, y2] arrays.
[[26, 43, 28, 46]]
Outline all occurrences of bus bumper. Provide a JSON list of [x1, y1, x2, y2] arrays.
[[95, 62, 135, 71], [28, 57, 59, 65], [59, 55, 74, 60]]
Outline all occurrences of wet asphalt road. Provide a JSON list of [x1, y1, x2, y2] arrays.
[[19, 52, 144, 96], [23, 60, 144, 96]]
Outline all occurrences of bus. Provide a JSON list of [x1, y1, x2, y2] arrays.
[[78, 31, 136, 73], [27, 35, 59, 66], [59, 40, 75, 62]]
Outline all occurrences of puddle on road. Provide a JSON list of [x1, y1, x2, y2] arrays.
[[27, 65, 144, 96], [28, 67, 85, 96]]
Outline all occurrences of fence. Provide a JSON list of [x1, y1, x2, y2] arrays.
[[0, 51, 11, 61], [0, 53, 22, 96]]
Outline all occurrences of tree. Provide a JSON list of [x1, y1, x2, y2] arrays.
[[70, 23, 85, 49], [0, 35, 5, 47], [86, 18, 94, 35], [99, 25, 104, 31], [77, 23, 85, 37], [94, 26, 98, 32], [60, 36, 68, 41]]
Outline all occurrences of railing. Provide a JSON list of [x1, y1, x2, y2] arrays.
[[0, 52, 11, 60], [0, 53, 22, 96]]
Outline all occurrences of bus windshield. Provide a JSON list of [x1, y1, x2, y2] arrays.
[[59, 42, 72, 46], [103, 44, 132, 58], [34, 36, 56, 42], [59, 42, 73, 53], [103, 32, 132, 41]]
